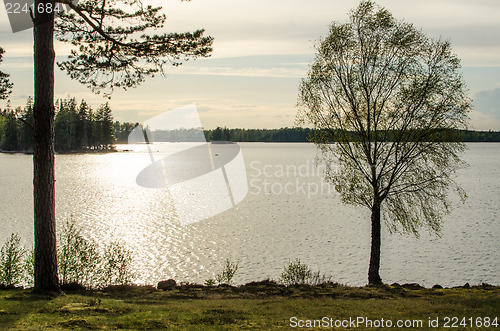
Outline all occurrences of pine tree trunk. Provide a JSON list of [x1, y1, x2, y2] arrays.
[[368, 200, 382, 285], [33, 0, 60, 292]]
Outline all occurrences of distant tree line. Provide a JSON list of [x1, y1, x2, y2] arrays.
[[145, 127, 314, 143], [1, 97, 118, 152], [171, 127, 500, 143], [304, 128, 500, 143], [0, 98, 34, 152], [205, 127, 313, 142], [459, 130, 500, 142], [2, 102, 500, 152]]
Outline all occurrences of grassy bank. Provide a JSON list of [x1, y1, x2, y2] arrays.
[[1, 283, 499, 330]]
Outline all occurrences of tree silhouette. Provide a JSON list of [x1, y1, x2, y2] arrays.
[[297, 1, 470, 284]]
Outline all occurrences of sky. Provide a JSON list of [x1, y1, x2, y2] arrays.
[[0, 0, 499, 130]]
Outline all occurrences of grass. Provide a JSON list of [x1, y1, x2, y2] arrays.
[[0, 282, 499, 330]]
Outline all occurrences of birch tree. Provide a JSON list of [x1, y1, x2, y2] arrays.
[[297, 0, 470, 284]]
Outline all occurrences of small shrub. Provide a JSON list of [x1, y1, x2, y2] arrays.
[[279, 259, 331, 286], [0, 233, 26, 286], [280, 258, 311, 286], [23, 246, 34, 287], [204, 278, 216, 287], [101, 241, 134, 287], [215, 258, 239, 285], [58, 221, 135, 289], [58, 221, 101, 288], [308, 270, 332, 286], [0, 224, 136, 289]]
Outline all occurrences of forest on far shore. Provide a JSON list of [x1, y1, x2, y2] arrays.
[[1, 97, 500, 153], [1, 97, 122, 153]]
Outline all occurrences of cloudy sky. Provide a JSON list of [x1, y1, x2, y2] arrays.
[[1, 0, 499, 129]]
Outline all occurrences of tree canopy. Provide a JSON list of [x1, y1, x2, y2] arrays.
[[297, 0, 470, 284], [55, 0, 213, 95], [0, 47, 13, 100]]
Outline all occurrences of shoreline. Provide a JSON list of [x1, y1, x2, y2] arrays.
[[3, 141, 500, 156], [2, 279, 498, 293]]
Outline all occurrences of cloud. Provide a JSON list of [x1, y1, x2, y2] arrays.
[[470, 88, 500, 130], [174, 65, 306, 78], [469, 112, 500, 131], [473, 88, 500, 117], [170, 54, 311, 79]]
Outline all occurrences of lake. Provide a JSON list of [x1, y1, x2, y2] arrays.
[[1, 143, 499, 287]]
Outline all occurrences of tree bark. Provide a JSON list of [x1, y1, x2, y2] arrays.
[[33, 0, 60, 292], [368, 200, 383, 285]]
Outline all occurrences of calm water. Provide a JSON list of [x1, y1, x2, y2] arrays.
[[1, 143, 499, 287]]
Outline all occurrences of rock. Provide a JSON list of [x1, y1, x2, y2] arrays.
[[462, 282, 470, 289], [390, 282, 401, 288], [432, 284, 443, 289], [158, 279, 177, 291]]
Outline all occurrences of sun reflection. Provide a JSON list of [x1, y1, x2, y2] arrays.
[[55, 144, 229, 285]]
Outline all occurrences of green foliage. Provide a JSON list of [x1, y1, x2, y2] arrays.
[[147, 127, 313, 143], [459, 130, 500, 142], [1, 96, 119, 152], [297, 0, 471, 284], [204, 278, 216, 287], [23, 247, 34, 288], [54, 98, 78, 151], [214, 258, 239, 285], [0, 46, 13, 100], [58, 221, 135, 289], [101, 241, 134, 287], [95, 103, 115, 150], [54, 98, 116, 152], [0, 107, 19, 150], [280, 259, 311, 286], [58, 221, 101, 288], [0, 99, 33, 152], [0, 234, 26, 286], [280, 259, 331, 286], [0, 228, 136, 289], [297, 0, 470, 235], [114, 121, 137, 143], [55, 0, 213, 95], [19, 98, 34, 151]]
